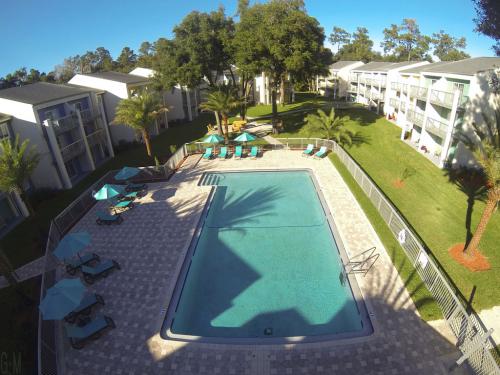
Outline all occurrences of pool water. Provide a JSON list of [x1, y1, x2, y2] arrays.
[[168, 171, 366, 339]]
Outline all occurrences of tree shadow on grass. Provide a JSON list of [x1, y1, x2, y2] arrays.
[[444, 167, 487, 247]]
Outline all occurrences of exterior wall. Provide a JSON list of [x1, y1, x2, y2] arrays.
[[319, 62, 364, 98]]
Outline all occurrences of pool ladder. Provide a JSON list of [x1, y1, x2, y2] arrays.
[[342, 247, 379, 278]]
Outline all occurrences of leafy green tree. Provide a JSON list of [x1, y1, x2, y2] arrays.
[[338, 27, 379, 62], [431, 31, 470, 61], [381, 19, 431, 61], [473, 0, 500, 55], [236, 0, 331, 130], [112, 92, 167, 157], [137, 41, 154, 68], [460, 95, 500, 255], [304, 108, 354, 145], [153, 8, 235, 90], [329, 26, 351, 54], [94, 47, 114, 71], [0, 136, 39, 215], [200, 86, 240, 142], [116, 47, 137, 73]]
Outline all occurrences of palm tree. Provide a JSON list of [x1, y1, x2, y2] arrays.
[[200, 87, 240, 143], [304, 108, 355, 146], [112, 92, 167, 157], [0, 136, 39, 215], [460, 101, 499, 255]]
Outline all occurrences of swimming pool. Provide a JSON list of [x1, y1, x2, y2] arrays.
[[162, 170, 372, 343]]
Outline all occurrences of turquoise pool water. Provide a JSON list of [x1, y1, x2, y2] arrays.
[[167, 171, 366, 340]]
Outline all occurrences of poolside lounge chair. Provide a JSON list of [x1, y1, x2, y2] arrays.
[[110, 198, 134, 213], [218, 146, 228, 159], [250, 146, 259, 159], [313, 146, 328, 159], [202, 147, 213, 159], [235, 146, 243, 159], [64, 314, 115, 349], [96, 211, 123, 225], [119, 191, 140, 201], [125, 182, 147, 192], [81, 259, 121, 284], [302, 144, 314, 157], [65, 293, 105, 323], [65, 252, 100, 275]]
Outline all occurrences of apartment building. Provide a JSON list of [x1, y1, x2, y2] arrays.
[[348, 61, 428, 113], [254, 72, 293, 105], [0, 114, 30, 236], [394, 57, 500, 167], [129, 67, 201, 124], [318, 61, 364, 98], [0, 82, 114, 191]]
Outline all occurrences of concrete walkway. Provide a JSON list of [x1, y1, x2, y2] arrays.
[[0, 255, 45, 288], [62, 150, 467, 375]]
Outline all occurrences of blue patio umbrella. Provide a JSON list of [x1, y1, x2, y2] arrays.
[[93, 184, 125, 201], [234, 132, 256, 142], [39, 278, 86, 320], [115, 166, 141, 181], [53, 232, 91, 261], [203, 134, 224, 144]]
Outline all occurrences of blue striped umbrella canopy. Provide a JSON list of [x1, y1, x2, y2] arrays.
[[234, 132, 256, 142], [53, 232, 91, 261], [203, 134, 224, 144], [93, 184, 125, 200], [39, 278, 86, 320], [115, 166, 141, 181]]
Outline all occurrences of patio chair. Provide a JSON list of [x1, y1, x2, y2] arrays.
[[64, 314, 115, 349], [218, 146, 228, 159], [313, 146, 328, 159], [96, 211, 123, 225], [65, 293, 105, 323], [202, 147, 213, 159], [302, 144, 314, 157], [65, 252, 100, 275], [234, 146, 243, 159], [81, 259, 121, 284], [250, 146, 259, 159], [125, 182, 147, 192], [119, 191, 140, 201]]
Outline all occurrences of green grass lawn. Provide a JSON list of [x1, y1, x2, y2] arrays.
[[0, 277, 40, 374], [278, 107, 500, 312], [1, 114, 211, 268]]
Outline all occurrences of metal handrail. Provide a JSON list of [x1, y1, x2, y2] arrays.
[[430, 89, 454, 108]]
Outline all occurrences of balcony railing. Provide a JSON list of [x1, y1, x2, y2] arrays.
[[400, 101, 406, 112], [430, 89, 454, 108], [391, 82, 401, 91], [459, 95, 469, 108], [407, 109, 424, 126], [409, 85, 428, 100], [426, 117, 448, 137], [349, 74, 358, 82], [389, 98, 399, 108], [86, 129, 105, 146], [401, 84, 408, 94], [60, 139, 86, 162], [52, 115, 79, 134], [348, 85, 357, 92]]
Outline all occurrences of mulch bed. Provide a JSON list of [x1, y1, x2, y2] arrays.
[[448, 243, 491, 271]]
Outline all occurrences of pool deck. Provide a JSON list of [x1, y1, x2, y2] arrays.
[[63, 150, 466, 375]]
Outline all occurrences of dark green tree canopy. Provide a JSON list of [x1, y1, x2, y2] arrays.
[[473, 0, 500, 55], [153, 7, 235, 89], [329, 26, 351, 53], [116, 47, 137, 73], [432, 31, 470, 61], [337, 27, 380, 63], [381, 19, 432, 61]]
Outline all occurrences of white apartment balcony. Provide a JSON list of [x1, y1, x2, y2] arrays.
[[0, 122, 10, 141], [52, 114, 79, 135], [407, 109, 424, 127], [459, 95, 469, 108], [430, 89, 454, 108], [347, 85, 358, 93], [359, 77, 367, 85], [371, 92, 380, 100], [389, 98, 399, 108], [349, 74, 358, 82], [409, 85, 428, 101], [391, 82, 402, 91], [60, 139, 86, 162], [86, 128, 106, 146], [400, 101, 406, 113], [425, 117, 448, 138]]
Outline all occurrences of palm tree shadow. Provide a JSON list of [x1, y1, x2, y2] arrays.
[[348, 131, 371, 148], [444, 167, 487, 247]]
